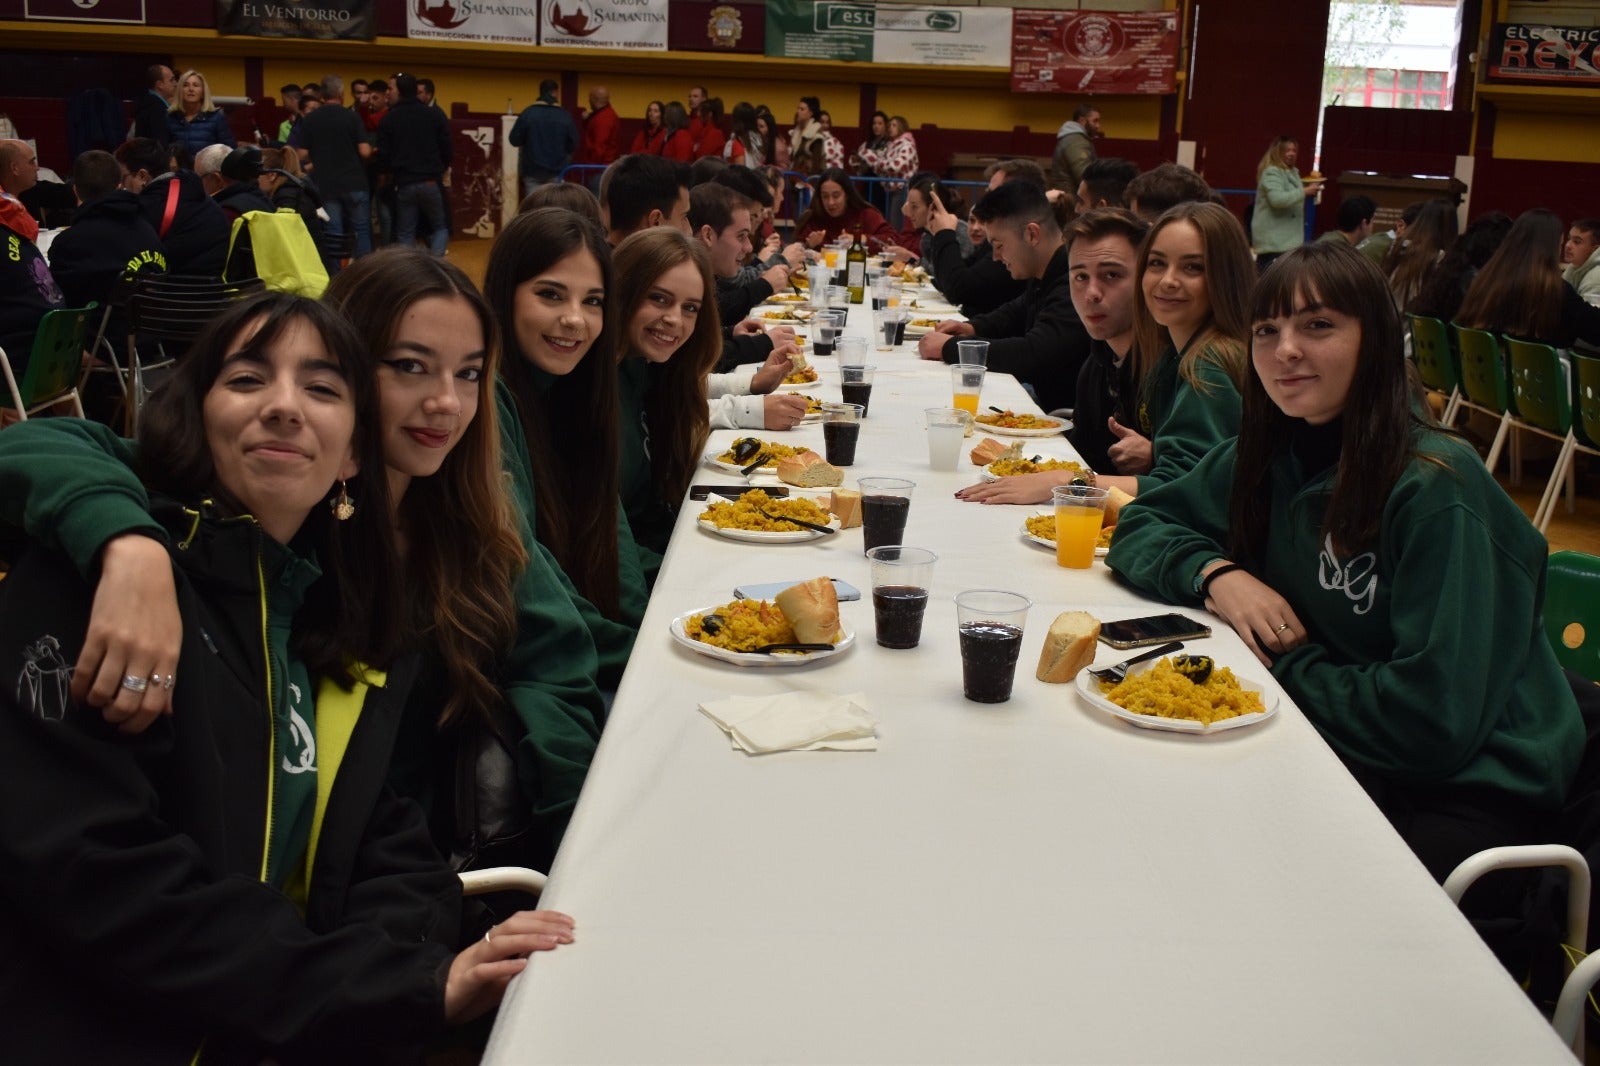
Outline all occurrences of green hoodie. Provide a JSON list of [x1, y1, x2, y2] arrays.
[[1106, 427, 1581, 808], [1132, 344, 1241, 495]]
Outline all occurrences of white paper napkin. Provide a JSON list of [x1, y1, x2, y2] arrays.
[[699, 691, 877, 755]]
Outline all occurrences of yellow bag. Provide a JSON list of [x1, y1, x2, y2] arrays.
[[225, 209, 328, 298]]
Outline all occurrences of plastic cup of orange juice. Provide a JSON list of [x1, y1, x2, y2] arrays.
[[1051, 485, 1109, 569], [951, 362, 984, 416]]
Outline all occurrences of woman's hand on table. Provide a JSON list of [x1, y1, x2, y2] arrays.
[[804, 230, 826, 249], [78, 534, 182, 733], [1107, 418, 1153, 475], [954, 471, 1064, 505], [762, 393, 809, 430], [1202, 567, 1306, 667], [445, 910, 575, 1024], [750, 343, 797, 394]]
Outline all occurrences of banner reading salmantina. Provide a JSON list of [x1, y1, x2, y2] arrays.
[[217, 0, 375, 39]]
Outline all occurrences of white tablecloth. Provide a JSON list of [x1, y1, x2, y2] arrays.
[[484, 295, 1569, 1065]]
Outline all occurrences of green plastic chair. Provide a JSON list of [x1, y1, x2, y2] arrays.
[[1505, 337, 1593, 531], [1575, 353, 1600, 451], [1408, 313, 1462, 425], [1546, 550, 1600, 682], [1453, 325, 1517, 475], [0, 304, 95, 421]]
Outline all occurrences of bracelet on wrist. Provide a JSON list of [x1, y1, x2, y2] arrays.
[[1197, 562, 1242, 599]]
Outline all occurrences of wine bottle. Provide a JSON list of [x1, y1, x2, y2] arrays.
[[845, 227, 867, 304]]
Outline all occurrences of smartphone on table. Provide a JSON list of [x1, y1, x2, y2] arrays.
[[1099, 613, 1212, 650]]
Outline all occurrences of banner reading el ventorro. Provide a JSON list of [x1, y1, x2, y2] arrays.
[[218, 0, 375, 40]]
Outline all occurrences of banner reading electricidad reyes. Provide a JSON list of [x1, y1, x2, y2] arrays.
[[218, 0, 374, 39], [541, 0, 668, 49], [408, 0, 537, 44], [765, 1, 1006, 66]]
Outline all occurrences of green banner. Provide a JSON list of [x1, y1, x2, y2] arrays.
[[765, 0, 872, 62]]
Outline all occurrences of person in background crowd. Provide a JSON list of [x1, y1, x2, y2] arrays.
[[630, 101, 667, 156], [694, 98, 726, 160], [890, 174, 969, 265], [274, 82, 303, 143], [1409, 211, 1511, 327], [1318, 195, 1376, 247], [1076, 157, 1138, 211], [815, 111, 847, 171], [292, 75, 372, 257], [689, 155, 726, 187], [47, 149, 165, 317], [660, 102, 695, 163], [1360, 199, 1421, 266], [1107, 241, 1584, 910], [691, 181, 788, 329], [723, 102, 762, 169], [920, 180, 1090, 413], [518, 180, 602, 224], [350, 77, 368, 102], [794, 167, 897, 250], [132, 64, 175, 146], [114, 137, 228, 275], [1382, 198, 1456, 313], [1051, 102, 1100, 194], [711, 166, 802, 281], [258, 147, 328, 258], [0, 137, 39, 202], [1457, 208, 1600, 349], [601, 154, 691, 245], [378, 73, 452, 256], [417, 77, 440, 109], [788, 96, 828, 177], [686, 85, 708, 144], [857, 115, 918, 227], [196, 143, 272, 221], [166, 69, 234, 156], [1563, 217, 1600, 307], [360, 78, 388, 136], [1125, 163, 1215, 224], [1252, 135, 1321, 273], [510, 79, 579, 199], [580, 86, 621, 171], [0, 143, 61, 374], [916, 160, 1032, 317], [755, 106, 786, 169]]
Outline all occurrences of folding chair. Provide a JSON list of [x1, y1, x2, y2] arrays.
[[122, 274, 265, 432], [1547, 550, 1600, 683], [1407, 313, 1462, 425], [0, 304, 96, 422], [1505, 339, 1597, 531], [1453, 325, 1519, 478]]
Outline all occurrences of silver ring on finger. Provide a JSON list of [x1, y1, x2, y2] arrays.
[[484, 928, 494, 945], [121, 675, 149, 693], [162, 674, 176, 690], [149, 673, 173, 690], [1274, 623, 1290, 634]]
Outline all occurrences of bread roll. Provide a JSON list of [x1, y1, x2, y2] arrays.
[[1035, 610, 1101, 683], [776, 450, 843, 488], [789, 347, 810, 373], [829, 488, 863, 528], [775, 577, 842, 645], [1102, 485, 1135, 527], [969, 438, 1008, 465]]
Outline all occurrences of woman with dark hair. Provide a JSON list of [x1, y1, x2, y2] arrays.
[[788, 96, 828, 177], [486, 207, 649, 685], [660, 101, 694, 162], [1382, 198, 1457, 313], [755, 106, 787, 169], [517, 179, 603, 223], [794, 167, 898, 250], [889, 173, 970, 263], [694, 97, 726, 160], [1107, 240, 1582, 890], [612, 228, 724, 555], [725, 102, 762, 168], [0, 292, 574, 1060], [1456, 208, 1600, 347], [1409, 211, 1512, 325], [629, 100, 667, 155]]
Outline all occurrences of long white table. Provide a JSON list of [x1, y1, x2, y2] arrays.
[[484, 297, 1571, 1064]]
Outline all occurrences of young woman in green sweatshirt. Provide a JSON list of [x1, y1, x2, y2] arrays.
[[1107, 241, 1583, 881]]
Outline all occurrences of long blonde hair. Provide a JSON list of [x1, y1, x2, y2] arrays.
[[1255, 136, 1297, 183], [170, 70, 218, 114]]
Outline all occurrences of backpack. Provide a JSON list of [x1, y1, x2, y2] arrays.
[[224, 208, 328, 297]]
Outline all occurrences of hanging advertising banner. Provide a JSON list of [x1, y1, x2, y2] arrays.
[[408, 0, 538, 44], [23, 0, 145, 23], [1485, 24, 1600, 87], [1011, 10, 1179, 95], [765, 0, 872, 62], [218, 0, 375, 39], [667, 1, 765, 55], [539, 0, 668, 50], [869, 5, 1010, 67]]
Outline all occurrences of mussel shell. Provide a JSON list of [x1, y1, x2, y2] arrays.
[[1173, 654, 1214, 684], [701, 613, 725, 635], [731, 437, 762, 462]]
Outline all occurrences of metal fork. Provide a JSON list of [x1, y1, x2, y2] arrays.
[[758, 507, 836, 535], [1088, 641, 1184, 685]]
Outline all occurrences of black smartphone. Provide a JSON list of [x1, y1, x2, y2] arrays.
[[689, 484, 789, 501], [1099, 613, 1212, 649]]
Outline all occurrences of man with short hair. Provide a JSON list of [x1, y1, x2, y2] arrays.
[[377, 73, 452, 255], [417, 78, 440, 110], [1563, 218, 1600, 307], [294, 75, 374, 257], [1318, 194, 1377, 246], [691, 181, 789, 323], [580, 86, 621, 170], [1358, 198, 1422, 265], [1076, 157, 1138, 211], [509, 79, 579, 199], [923, 162, 1030, 316], [983, 158, 1048, 191], [198, 144, 273, 220], [133, 65, 176, 146], [360, 79, 388, 135], [1124, 163, 1214, 223], [600, 154, 691, 244], [686, 85, 708, 145], [1061, 208, 1146, 473], [918, 180, 1090, 413], [1050, 103, 1100, 193], [114, 137, 228, 275]]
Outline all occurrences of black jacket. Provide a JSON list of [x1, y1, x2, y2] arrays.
[[924, 230, 1026, 317], [48, 190, 167, 309], [0, 501, 459, 1064], [377, 98, 452, 185], [136, 170, 229, 276], [132, 90, 172, 146], [1068, 338, 1135, 474], [939, 244, 1091, 413], [214, 180, 275, 221]]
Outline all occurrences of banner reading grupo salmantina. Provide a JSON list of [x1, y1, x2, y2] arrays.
[[765, 0, 1006, 65], [218, 0, 374, 39], [409, 0, 538, 44], [541, 0, 669, 50]]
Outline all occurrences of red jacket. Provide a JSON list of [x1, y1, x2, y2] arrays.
[[696, 124, 726, 160], [630, 126, 667, 155], [581, 104, 620, 165], [662, 128, 694, 162], [796, 206, 900, 253]]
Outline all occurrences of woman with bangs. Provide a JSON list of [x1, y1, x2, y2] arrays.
[[1108, 241, 1582, 886], [0, 292, 574, 1061], [486, 207, 649, 691], [613, 227, 724, 558], [957, 200, 1249, 506]]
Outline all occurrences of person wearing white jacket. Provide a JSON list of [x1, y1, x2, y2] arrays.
[[1563, 219, 1600, 308]]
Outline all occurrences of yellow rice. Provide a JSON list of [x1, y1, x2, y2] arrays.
[[713, 441, 806, 468], [685, 598, 796, 652], [988, 457, 1087, 478], [699, 488, 832, 532], [1099, 657, 1264, 725], [976, 411, 1062, 430]]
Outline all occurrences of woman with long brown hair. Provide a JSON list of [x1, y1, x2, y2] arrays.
[[794, 167, 899, 250], [1382, 198, 1456, 313], [629, 100, 667, 155], [1456, 207, 1600, 347], [612, 227, 723, 557]]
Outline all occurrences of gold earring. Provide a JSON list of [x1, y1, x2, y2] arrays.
[[330, 480, 355, 521]]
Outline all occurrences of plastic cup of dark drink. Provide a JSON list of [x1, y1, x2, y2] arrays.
[[858, 476, 915, 555], [840, 364, 875, 416], [820, 402, 862, 466], [954, 589, 1032, 703], [873, 310, 904, 351], [867, 546, 937, 649], [813, 310, 844, 356]]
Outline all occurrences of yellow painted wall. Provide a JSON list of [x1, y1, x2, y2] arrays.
[[875, 85, 1160, 139], [1492, 108, 1600, 164], [173, 55, 246, 98]]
